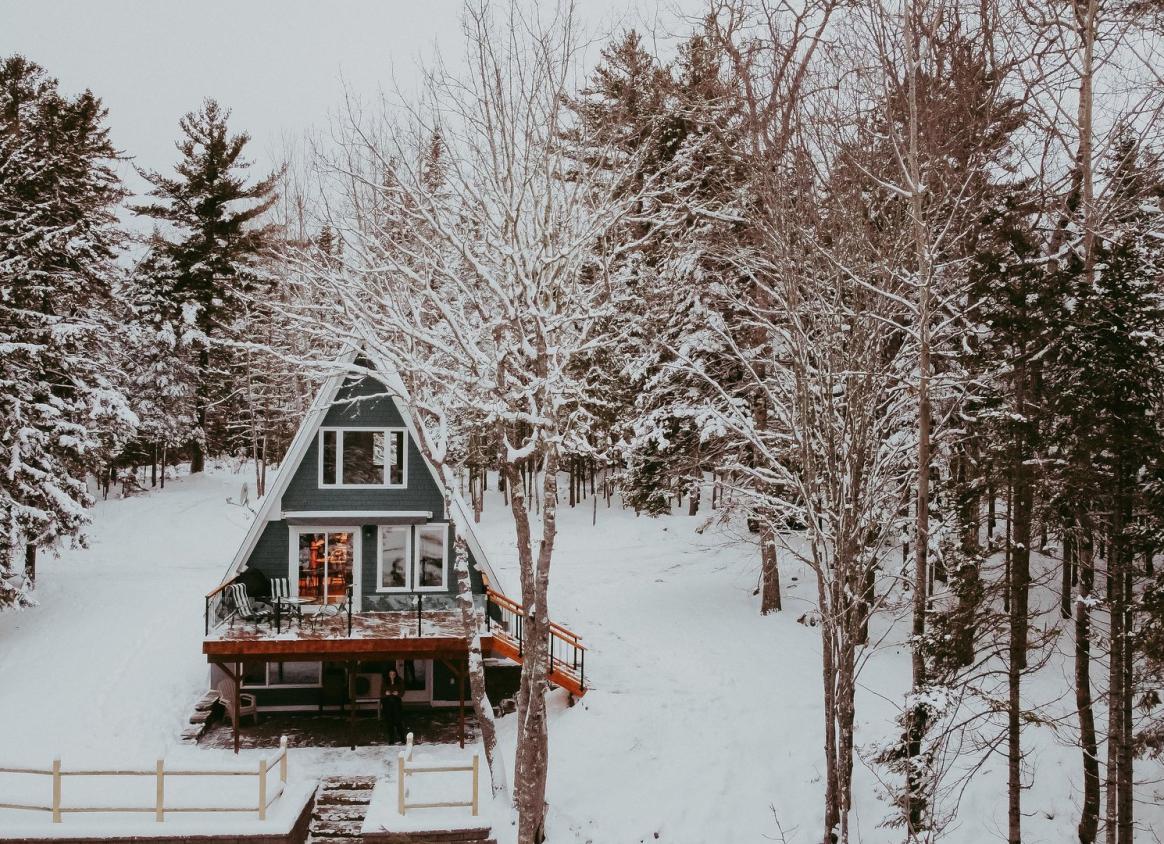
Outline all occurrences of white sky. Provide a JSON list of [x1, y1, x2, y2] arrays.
[[0, 0, 691, 196]]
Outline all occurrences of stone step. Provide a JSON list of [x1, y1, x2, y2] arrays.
[[315, 787, 374, 805], [311, 819, 365, 837], [193, 690, 221, 712], [320, 775, 378, 790], [313, 804, 368, 822]]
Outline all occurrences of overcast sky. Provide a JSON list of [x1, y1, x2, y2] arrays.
[[1, 0, 688, 196]]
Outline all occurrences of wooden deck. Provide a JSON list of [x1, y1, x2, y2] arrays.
[[203, 611, 492, 662]]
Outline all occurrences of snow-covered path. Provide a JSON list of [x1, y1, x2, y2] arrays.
[[0, 469, 252, 764], [1, 469, 1160, 842]]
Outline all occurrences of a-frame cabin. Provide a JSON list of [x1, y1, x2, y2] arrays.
[[201, 361, 585, 751]]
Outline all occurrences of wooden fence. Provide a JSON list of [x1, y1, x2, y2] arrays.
[[0, 736, 289, 823], [396, 732, 479, 817]]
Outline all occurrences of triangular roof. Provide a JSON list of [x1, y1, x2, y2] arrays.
[[218, 350, 506, 595]]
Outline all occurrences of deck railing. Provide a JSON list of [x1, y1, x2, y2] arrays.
[[205, 584, 354, 637], [484, 589, 586, 690], [0, 736, 289, 823], [396, 733, 479, 817]]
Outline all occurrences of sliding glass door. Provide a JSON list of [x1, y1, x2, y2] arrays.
[[294, 530, 357, 604]]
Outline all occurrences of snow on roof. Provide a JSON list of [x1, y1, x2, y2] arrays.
[[217, 350, 507, 596]]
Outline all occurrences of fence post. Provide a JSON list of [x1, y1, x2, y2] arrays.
[[51, 758, 61, 823], [156, 759, 165, 822], [397, 752, 406, 815], [279, 735, 288, 783], [258, 756, 268, 820], [471, 754, 479, 817]]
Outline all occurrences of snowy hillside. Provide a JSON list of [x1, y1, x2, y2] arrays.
[[2, 467, 1158, 841]]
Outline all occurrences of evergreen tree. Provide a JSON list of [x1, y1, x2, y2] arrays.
[[0, 55, 135, 606], [133, 99, 279, 472]]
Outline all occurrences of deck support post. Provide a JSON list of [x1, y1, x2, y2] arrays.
[[347, 661, 357, 751], [215, 661, 243, 755]]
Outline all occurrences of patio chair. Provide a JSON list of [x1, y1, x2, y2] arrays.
[[227, 583, 270, 630], [266, 577, 300, 627], [303, 589, 350, 634], [215, 679, 258, 726], [269, 577, 291, 600]]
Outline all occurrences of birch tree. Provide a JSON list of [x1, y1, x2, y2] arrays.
[[278, 3, 654, 840]]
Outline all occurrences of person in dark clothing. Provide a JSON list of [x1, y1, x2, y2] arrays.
[[383, 666, 407, 744]]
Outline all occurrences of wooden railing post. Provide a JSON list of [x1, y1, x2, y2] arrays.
[[397, 752, 406, 815], [471, 754, 479, 817], [258, 756, 268, 820], [51, 757, 61, 823], [279, 735, 288, 783], [155, 759, 165, 822]]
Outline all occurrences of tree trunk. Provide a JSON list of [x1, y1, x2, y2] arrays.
[[820, 576, 840, 842], [191, 347, 209, 473], [1115, 482, 1134, 844], [505, 446, 557, 844], [760, 524, 781, 614], [451, 534, 505, 796], [1062, 532, 1076, 621], [1075, 524, 1100, 844], [23, 544, 35, 585]]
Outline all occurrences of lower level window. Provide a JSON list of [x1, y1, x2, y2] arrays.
[[242, 661, 322, 688]]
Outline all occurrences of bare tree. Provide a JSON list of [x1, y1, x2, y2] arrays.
[[279, 3, 656, 840]]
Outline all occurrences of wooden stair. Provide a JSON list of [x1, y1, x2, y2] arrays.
[[485, 589, 587, 698], [308, 775, 378, 843]]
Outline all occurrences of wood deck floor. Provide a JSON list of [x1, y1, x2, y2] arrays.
[[204, 611, 492, 662]]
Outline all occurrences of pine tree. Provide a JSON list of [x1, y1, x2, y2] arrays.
[[133, 99, 279, 472], [0, 55, 135, 606], [1045, 131, 1164, 844]]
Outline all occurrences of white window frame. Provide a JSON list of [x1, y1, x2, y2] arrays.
[[241, 661, 322, 690], [413, 524, 449, 592], [287, 525, 363, 611], [375, 523, 449, 593], [376, 525, 413, 593], [318, 427, 407, 489]]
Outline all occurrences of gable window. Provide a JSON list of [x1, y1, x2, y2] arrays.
[[376, 524, 448, 592], [319, 428, 405, 488]]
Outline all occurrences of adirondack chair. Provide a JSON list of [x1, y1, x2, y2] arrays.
[[227, 583, 269, 629], [215, 679, 258, 726]]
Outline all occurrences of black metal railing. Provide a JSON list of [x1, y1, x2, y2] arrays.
[[484, 589, 585, 690], [205, 582, 232, 635], [205, 583, 354, 637]]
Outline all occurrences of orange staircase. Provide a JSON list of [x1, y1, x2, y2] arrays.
[[484, 589, 587, 697]]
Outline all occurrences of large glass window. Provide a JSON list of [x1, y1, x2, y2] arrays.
[[319, 428, 405, 487], [297, 530, 354, 604], [378, 526, 410, 590], [416, 525, 447, 589], [376, 524, 448, 592]]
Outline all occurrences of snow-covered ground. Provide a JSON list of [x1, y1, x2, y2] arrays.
[[0, 466, 1160, 841]]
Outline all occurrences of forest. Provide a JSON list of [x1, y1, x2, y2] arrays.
[[3, 1, 1164, 842]]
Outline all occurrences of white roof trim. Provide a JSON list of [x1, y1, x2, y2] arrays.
[[217, 351, 509, 597]]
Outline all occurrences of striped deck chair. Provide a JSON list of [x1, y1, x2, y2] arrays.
[[267, 577, 301, 627], [227, 583, 269, 629]]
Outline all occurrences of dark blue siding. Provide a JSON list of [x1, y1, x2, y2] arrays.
[[238, 374, 486, 608], [281, 376, 446, 515]]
